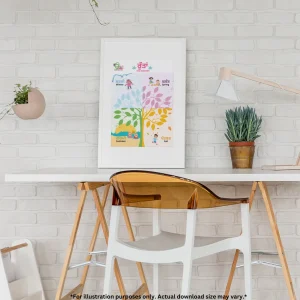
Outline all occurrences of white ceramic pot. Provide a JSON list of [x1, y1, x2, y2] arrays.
[[13, 88, 46, 120]]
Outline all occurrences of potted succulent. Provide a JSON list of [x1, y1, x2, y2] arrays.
[[0, 82, 45, 121], [225, 106, 262, 169]]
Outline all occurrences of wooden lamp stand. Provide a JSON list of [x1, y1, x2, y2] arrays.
[[219, 67, 300, 171], [262, 153, 300, 171]]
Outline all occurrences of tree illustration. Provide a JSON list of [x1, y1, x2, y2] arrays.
[[113, 86, 172, 147]]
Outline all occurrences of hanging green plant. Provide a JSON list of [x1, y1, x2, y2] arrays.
[[0, 81, 46, 121], [89, 0, 109, 25]]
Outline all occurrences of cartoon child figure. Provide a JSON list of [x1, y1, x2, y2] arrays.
[[155, 80, 161, 86], [128, 132, 132, 138], [134, 133, 138, 139], [125, 79, 133, 89], [152, 133, 158, 145], [149, 77, 154, 86]]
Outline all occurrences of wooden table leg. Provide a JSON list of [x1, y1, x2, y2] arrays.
[[55, 187, 87, 300], [224, 181, 258, 297], [79, 184, 111, 293], [56, 182, 150, 298], [258, 181, 296, 300]]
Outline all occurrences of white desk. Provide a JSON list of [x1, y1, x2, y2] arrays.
[[6, 167, 300, 182], [5, 168, 298, 300]]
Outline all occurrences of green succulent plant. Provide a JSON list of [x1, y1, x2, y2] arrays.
[[225, 106, 262, 142]]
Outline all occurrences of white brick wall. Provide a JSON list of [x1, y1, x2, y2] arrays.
[[1, 1, 300, 299]]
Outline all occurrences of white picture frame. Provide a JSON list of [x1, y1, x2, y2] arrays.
[[98, 38, 186, 168]]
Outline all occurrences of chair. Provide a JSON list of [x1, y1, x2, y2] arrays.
[[103, 171, 251, 297]]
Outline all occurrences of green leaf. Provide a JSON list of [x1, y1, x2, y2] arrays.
[[133, 114, 137, 120], [224, 106, 262, 142], [134, 120, 138, 127], [119, 119, 123, 125], [126, 120, 131, 126], [114, 115, 121, 119], [125, 112, 131, 116], [115, 110, 121, 114]]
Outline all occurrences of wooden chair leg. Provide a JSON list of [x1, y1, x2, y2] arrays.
[[122, 206, 150, 296], [55, 189, 87, 300], [258, 182, 296, 300], [92, 188, 126, 295], [224, 181, 258, 296]]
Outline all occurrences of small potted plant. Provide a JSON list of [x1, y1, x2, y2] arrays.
[[225, 106, 262, 169], [0, 82, 45, 120]]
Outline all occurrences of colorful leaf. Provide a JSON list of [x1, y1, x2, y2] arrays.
[[157, 122, 163, 126], [155, 98, 161, 102], [134, 120, 138, 127], [146, 91, 151, 97], [149, 111, 155, 116], [142, 86, 146, 92], [146, 121, 150, 127], [151, 124, 155, 130], [115, 110, 121, 114], [145, 100, 150, 105], [160, 118, 166, 122], [161, 114, 167, 118], [154, 87, 158, 93], [155, 102, 159, 108], [151, 100, 154, 106], [130, 108, 135, 111], [126, 120, 131, 126], [156, 93, 163, 97], [125, 112, 131, 116], [133, 114, 137, 120], [158, 108, 162, 114], [114, 115, 121, 119], [165, 96, 172, 101], [119, 119, 123, 125], [163, 108, 167, 114]]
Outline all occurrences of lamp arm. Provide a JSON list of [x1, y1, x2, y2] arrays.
[[230, 69, 300, 95]]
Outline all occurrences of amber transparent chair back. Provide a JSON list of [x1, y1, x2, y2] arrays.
[[110, 171, 245, 210]]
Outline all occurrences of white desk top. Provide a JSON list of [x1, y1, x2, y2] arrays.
[[5, 168, 300, 182]]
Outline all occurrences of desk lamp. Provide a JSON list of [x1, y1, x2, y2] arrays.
[[217, 67, 300, 170]]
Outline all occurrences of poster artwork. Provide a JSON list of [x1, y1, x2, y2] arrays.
[[111, 61, 174, 147]]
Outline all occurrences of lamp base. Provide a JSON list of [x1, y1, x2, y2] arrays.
[[262, 153, 300, 171]]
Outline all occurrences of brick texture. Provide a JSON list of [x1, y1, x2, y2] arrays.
[[0, 1, 300, 299]]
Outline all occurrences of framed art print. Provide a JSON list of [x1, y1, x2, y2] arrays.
[[98, 38, 186, 168]]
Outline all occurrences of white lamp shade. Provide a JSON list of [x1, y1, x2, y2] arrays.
[[216, 80, 239, 101]]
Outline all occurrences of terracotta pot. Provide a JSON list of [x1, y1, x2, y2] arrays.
[[13, 88, 45, 120], [229, 141, 255, 169]]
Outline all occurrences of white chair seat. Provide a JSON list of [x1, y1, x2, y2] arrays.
[[124, 231, 227, 251]]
